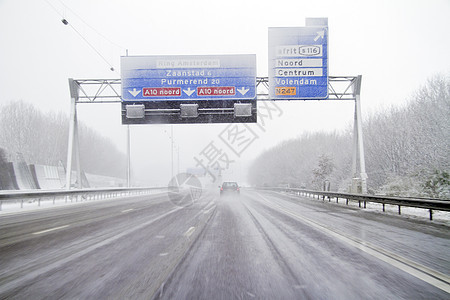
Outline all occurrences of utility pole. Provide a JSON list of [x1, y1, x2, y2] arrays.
[[171, 125, 174, 179], [127, 125, 131, 187]]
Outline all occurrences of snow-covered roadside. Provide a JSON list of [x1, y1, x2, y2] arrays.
[[0, 189, 166, 215], [283, 191, 450, 225]]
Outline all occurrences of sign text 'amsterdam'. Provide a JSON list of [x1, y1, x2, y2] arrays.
[[121, 55, 256, 101]]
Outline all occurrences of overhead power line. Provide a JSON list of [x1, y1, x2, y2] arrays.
[[43, 0, 120, 72], [61, 18, 115, 71], [57, 0, 126, 50]]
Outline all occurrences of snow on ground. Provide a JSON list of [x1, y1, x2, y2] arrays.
[[0, 189, 165, 215], [283, 191, 450, 226]]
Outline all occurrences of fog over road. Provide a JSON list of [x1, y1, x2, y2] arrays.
[[0, 189, 448, 299]]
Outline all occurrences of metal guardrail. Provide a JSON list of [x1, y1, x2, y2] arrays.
[[257, 187, 450, 220], [0, 187, 167, 211]]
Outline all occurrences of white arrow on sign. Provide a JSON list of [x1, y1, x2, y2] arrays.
[[128, 88, 141, 97], [183, 87, 195, 96], [237, 87, 249, 96], [314, 30, 325, 42]]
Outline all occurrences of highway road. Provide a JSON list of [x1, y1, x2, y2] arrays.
[[0, 189, 449, 299]]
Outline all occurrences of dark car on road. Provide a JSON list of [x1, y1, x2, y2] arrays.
[[220, 182, 240, 196]]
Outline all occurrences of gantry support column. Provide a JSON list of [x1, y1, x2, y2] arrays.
[[351, 75, 368, 194]]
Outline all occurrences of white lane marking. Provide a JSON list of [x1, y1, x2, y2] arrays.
[[32, 225, 69, 235], [246, 291, 256, 298], [159, 252, 169, 256], [184, 226, 196, 238], [0, 206, 182, 295], [155, 235, 165, 239], [255, 192, 450, 294], [121, 209, 134, 213], [203, 206, 215, 215]]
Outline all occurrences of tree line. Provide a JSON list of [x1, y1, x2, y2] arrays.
[[0, 101, 126, 178], [248, 75, 449, 199]]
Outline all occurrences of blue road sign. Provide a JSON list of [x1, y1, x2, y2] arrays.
[[121, 55, 256, 101], [268, 25, 329, 100]]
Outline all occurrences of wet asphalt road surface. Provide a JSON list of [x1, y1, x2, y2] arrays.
[[0, 189, 449, 299]]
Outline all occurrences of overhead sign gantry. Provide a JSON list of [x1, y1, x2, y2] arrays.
[[66, 17, 368, 194]]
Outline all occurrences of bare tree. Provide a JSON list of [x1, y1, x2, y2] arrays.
[[249, 74, 449, 198], [0, 101, 126, 179], [312, 154, 334, 190]]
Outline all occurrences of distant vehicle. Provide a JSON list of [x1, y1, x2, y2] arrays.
[[219, 182, 240, 196]]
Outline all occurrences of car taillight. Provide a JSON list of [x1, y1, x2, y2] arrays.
[[220, 187, 223, 191]]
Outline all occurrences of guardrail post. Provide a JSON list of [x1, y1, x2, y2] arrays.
[[429, 209, 433, 220], [0, 188, 166, 212], [258, 187, 448, 221]]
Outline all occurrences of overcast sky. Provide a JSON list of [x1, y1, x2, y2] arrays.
[[0, 0, 449, 185]]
